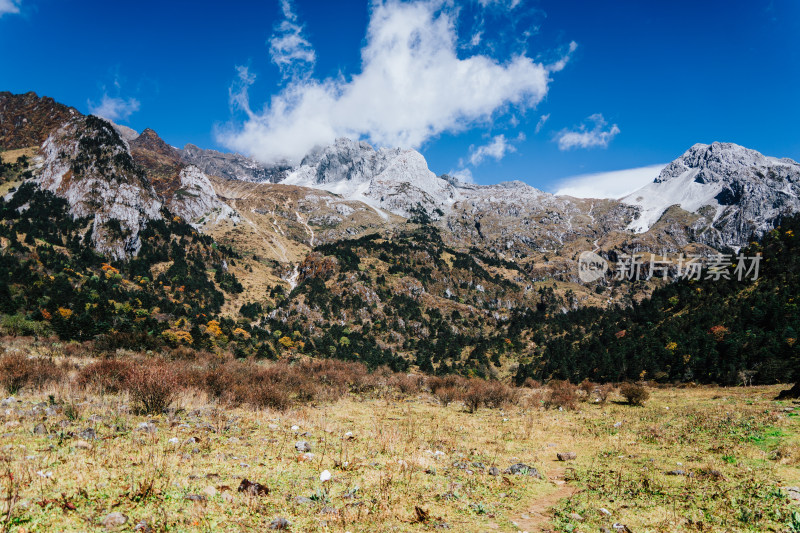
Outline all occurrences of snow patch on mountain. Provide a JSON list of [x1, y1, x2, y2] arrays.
[[281, 138, 456, 218], [623, 142, 800, 245]]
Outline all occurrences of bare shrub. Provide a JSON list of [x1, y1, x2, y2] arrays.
[[462, 381, 484, 413], [544, 380, 578, 410], [76, 358, 133, 394], [481, 380, 519, 408], [461, 379, 517, 412], [578, 379, 596, 401], [433, 385, 462, 407], [0, 353, 64, 394], [523, 377, 542, 389], [125, 362, 181, 415], [167, 346, 197, 361], [428, 375, 467, 406], [620, 382, 650, 406], [427, 374, 464, 393], [237, 379, 291, 411], [389, 373, 424, 395], [62, 341, 90, 358], [595, 383, 615, 404]]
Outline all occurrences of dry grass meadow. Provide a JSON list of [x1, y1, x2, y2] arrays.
[[0, 337, 798, 532]]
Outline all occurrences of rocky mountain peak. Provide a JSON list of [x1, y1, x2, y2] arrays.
[[37, 115, 163, 258], [0, 91, 79, 150], [130, 127, 179, 159], [654, 142, 789, 185], [624, 142, 800, 246]]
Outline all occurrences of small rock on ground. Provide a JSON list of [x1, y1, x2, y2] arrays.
[[269, 517, 291, 530], [557, 452, 577, 461], [784, 486, 800, 501], [503, 463, 541, 477], [101, 512, 128, 528]]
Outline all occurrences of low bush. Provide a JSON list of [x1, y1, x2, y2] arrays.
[[433, 385, 462, 406], [620, 382, 650, 406], [595, 383, 615, 404], [0, 352, 63, 394], [388, 373, 424, 395], [545, 380, 578, 410], [125, 362, 181, 414], [462, 379, 517, 412], [522, 377, 542, 389], [77, 358, 133, 394]]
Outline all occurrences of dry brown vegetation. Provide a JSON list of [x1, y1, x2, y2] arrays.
[[0, 337, 797, 532]]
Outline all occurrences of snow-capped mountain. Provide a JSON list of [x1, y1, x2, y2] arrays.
[[623, 142, 800, 247], [5, 91, 800, 268], [280, 138, 458, 218]]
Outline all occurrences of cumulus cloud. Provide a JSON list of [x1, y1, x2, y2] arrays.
[[553, 164, 666, 199], [0, 0, 21, 17], [88, 95, 140, 122], [219, 0, 575, 164], [556, 113, 620, 150], [468, 133, 522, 165], [269, 0, 316, 79], [534, 113, 549, 134]]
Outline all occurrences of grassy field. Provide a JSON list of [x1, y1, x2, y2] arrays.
[[0, 353, 798, 532]]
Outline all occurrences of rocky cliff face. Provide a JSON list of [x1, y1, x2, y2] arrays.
[[179, 143, 290, 183], [167, 165, 238, 226], [0, 91, 80, 150], [623, 142, 800, 247], [37, 116, 163, 258], [128, 128, 238, 227]]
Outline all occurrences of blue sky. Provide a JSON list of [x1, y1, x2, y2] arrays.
[[1, 0, 798, 196]]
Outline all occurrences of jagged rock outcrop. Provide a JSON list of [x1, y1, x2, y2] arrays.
[[129, 128, 238, 227], [179, 143, 289, 183], [37, 116, 163, 258], [623, 142, 800, 247], [0, 91, 80, 150], [166, 165, 238, 226], [129, 128, 185, 196]]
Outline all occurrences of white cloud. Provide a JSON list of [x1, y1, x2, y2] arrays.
[[88, 95, 140, 122], [556, 113, 620, 150], [553, 164, 666, 199], [478, 0, 522, 9], [534, 113, 549, 134], [269, 0, 316, 79], [218, 0, 575, 164], [0, 0, 20, 17], [469, 134, 517, 165], [448, 167, 474, 183]]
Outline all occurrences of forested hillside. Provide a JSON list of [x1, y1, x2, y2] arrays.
[[514, 217, 800, 386]]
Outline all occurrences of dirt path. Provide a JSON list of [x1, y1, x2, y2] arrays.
[[511, 467, 578, 532]]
